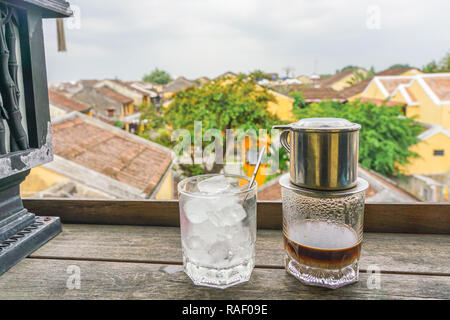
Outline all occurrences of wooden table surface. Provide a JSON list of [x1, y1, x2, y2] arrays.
[[0, 224, 449, 300]]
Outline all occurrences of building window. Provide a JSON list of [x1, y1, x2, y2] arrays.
[[433, 150, 444, 156], [107, 108, 115, 118]]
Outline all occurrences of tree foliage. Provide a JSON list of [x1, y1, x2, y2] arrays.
[[389, 63, 413, 69], [139, 77, 284, 176], [142, 68, 171, 85], [292, 100, 423, 177], [422, 51, 450, 73], [346, 66, 375, 86], [336, 65, 359, 73], [137, 103, 171, 146], [290, 91, 307, 110], [248, 70, 273, 82], [165, 77, 280, 134]]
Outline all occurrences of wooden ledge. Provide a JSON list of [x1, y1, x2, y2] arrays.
[[23, 199, 450, 234]]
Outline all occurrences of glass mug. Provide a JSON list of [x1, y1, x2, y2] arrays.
[[178, 174, 257, 289], [280, 174, 368, 289]]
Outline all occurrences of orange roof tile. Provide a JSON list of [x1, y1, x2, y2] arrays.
[[109, 79, 150, 96], [270, 85, 346, 101], [340, 68, 418, 99], [318, 68, 357, 87], [378, 78, 413, 96], [48, 89, 91, 112], [98, 87, 133, 104], [52, 117, 173, 196], [422, 76, 450, 101]]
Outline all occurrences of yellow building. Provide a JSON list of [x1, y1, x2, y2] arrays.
[[342, 67, 422, 101], [319, 68, 368, 91], [360, 73, 450, 175], [296, 75, 311, 84], [196, 76, 211, 85], [266, 89, 295, 122], [21, 112, 175, 200], [242, 88, 294, 184], [241, 136, 269, 188], [99, 79, 151, 106], [361, 73, 450, 129], [401, 125, 450, 175]]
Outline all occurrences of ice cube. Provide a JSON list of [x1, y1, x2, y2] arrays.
[[183, 198, 210, 224], [208, 240, 231, 263], [184, 236, 209, 265], [189, 219, 221, 243], [197, 175, 237, 194], [209, 201, 247, 227], [185, 235, 205, 250]]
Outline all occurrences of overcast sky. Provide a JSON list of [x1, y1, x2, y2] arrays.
[[42, 0, 450, 83]]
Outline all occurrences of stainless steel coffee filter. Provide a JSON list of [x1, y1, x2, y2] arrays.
[[273, 118, 361, 190]]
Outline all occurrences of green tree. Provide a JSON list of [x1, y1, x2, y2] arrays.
[[165, 77, 280, 134], [389, 63, 413, 69], [248, 69, 272, 82], [292, 100, 423, 177], [346, 67, 375, 86], [336, 65, 359, 73], [438, 51, 450, 71], [422, 60, 438, 73], [290, 92, 307, 111], [142, 68, 171, 85], [422, 51, 450, 73], [140, 77, 284, 176], [136, 103, 172, 147]]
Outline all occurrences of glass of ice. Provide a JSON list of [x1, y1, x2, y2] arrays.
[[177, 174, 257, 289]]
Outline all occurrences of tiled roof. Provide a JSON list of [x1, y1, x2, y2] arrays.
[[378, 78, 414, 96], [299, 88, 346, 101], [340, 78, 372, 98], [417, 123, 450, 141], [97, 86, 133, 104], [52, 115, 173, 196], [48, 89, 91, 112], [80, 79, 99, 86], [162, 77, 195, 93], [269, 84, 306, 95], [109, 79, 150, 96], [422, 75, 450, 101], [340, 68, 419, 98], [318, 68, 358, 87], [376, 67, 416, 76], [213, 71, 238, 80], [270, 85, 346, 101]]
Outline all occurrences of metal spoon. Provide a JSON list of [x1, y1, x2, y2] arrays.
[[243, 145, 266, 204]]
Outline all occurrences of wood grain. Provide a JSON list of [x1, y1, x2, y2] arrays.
[[23, 199, 450, 234], [0, 258, 448, 300], [29, 224, 450, 275]]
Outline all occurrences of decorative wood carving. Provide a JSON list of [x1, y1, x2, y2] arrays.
[[0, 5, 28, 155]]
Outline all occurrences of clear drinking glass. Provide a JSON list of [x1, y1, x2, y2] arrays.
[[178, 174, 257, 289], [280, 174, 368, 289]]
